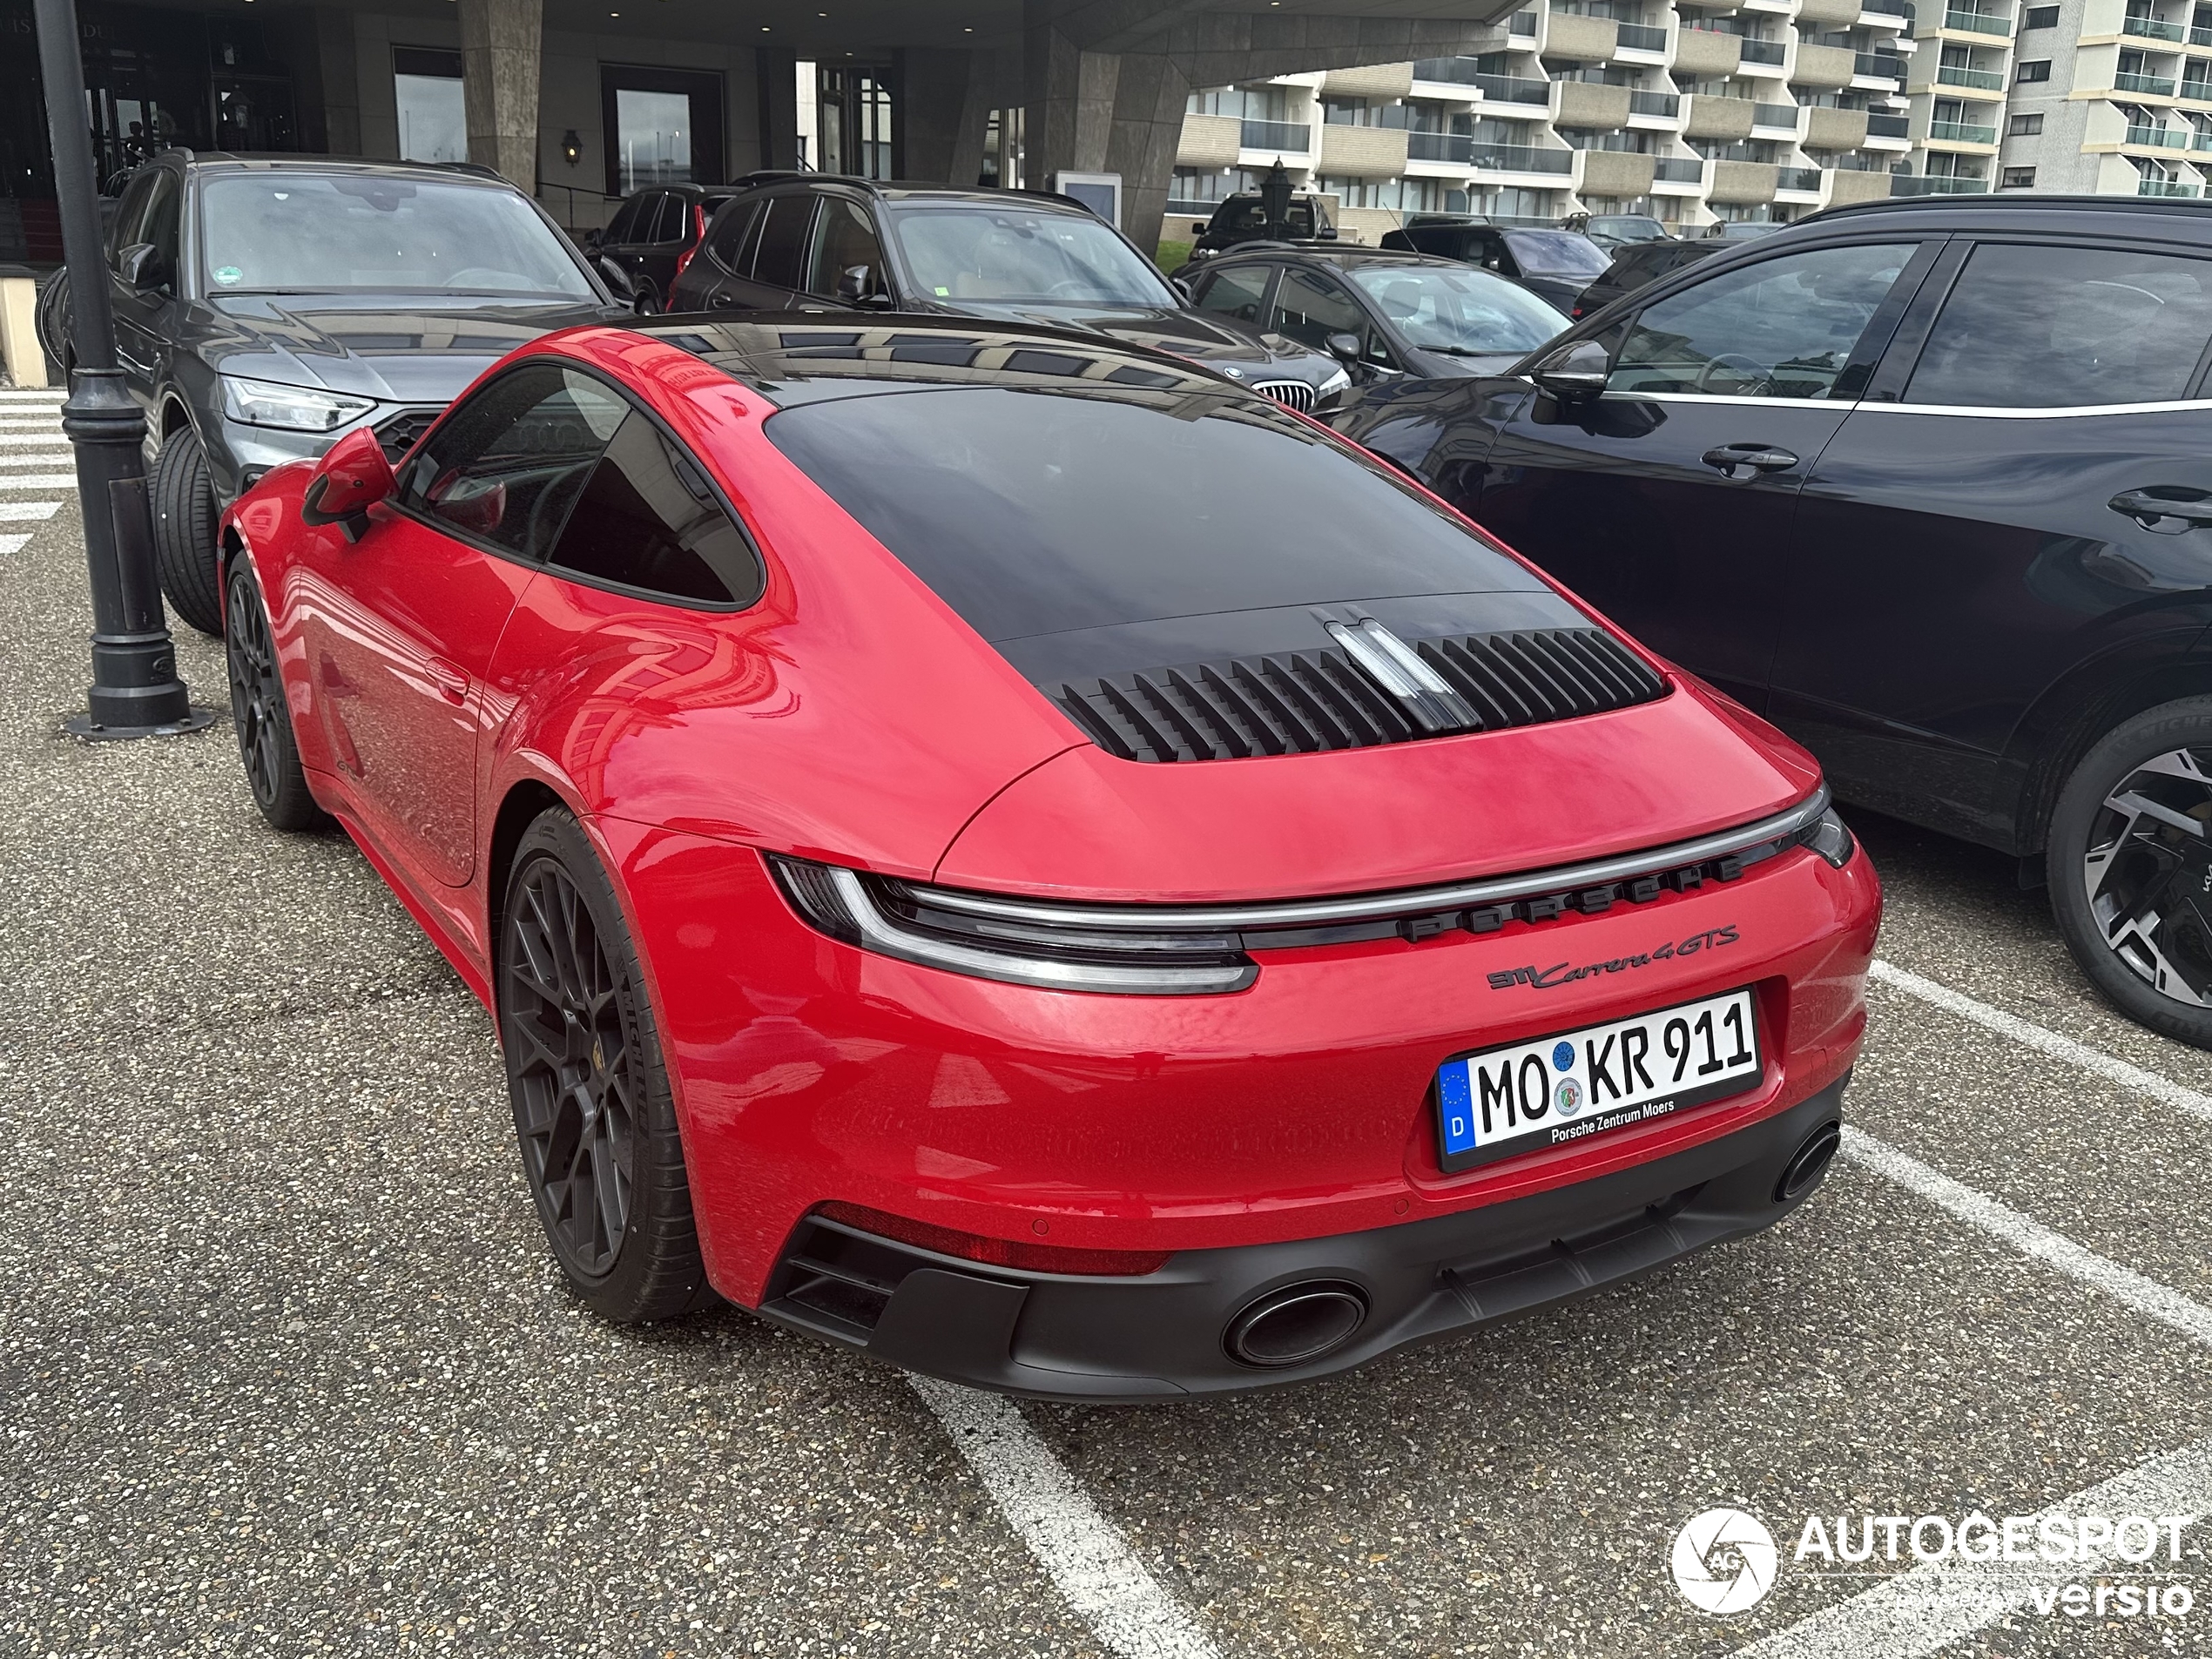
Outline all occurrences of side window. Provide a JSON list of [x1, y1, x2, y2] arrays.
[[401, 361, 627, 560], [138, 170, 182, 280], [1271, 266, 1367, 352], [604, 195, 645, 244], [1610, 241, 1918, 400], [706, 197, 761, 269], [107, 171, 158, 267], [805, 198, 887, 299], [1195, 264, 1271, 323], [651, 193, 687, 245], [547, 412, 764, 606], [752, 194, 817, 289], [1484, 236, 1519, 278], [1905, 242, 2212, 408]]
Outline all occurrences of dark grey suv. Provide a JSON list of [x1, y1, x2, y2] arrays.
[[45, 152, 617, 634]]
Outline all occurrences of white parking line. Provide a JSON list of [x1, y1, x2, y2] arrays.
[[908, 1376, 1223, 1659], [1869, 960, 2212, 1125], [0, 433, 69, 445], [0, 392, 65, 401], [0, 500, 60, 522], [0, 455, 72, 467], [0, 533, 29, 555], [1731, 1433, 2212, 1659]]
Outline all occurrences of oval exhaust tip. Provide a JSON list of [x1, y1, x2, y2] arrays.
[[1777, 1120, 1844, 1204], [1225, 1281, 1369, 1368]]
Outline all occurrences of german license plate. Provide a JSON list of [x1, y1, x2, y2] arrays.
[[1434, 988, 1763, 1174]]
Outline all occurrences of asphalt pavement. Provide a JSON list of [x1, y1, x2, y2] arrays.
[[5, 428, 2211, 1657]]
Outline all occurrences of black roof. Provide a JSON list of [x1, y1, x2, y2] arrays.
[[153, 150, 526, 185], [1805, 192, 2212, 228], [632, 313, 1255, 409], [1201, 245, 1465, 272], [720, 172, 1101, 215]]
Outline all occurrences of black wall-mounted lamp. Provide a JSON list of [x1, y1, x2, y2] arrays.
[[561, 129, 582, 166]]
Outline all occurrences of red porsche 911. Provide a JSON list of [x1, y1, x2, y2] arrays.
[[218, 315, 1879, 1399]]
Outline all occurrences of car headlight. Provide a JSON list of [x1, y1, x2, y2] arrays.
[[219, 375, 378, 433], [769, 856, 1258, 996], [1803, 809, 1856, 869], [1318, 365, 1352, 397]]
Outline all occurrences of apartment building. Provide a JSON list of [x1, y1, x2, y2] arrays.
[[1168, 0, 1919, 237], [1990, 0, 2212, 195]]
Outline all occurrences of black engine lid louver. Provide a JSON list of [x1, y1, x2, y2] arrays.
[[1056, 627, 1667, 764]]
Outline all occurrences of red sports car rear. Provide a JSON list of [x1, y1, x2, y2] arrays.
[[217, 315, 1879, 1399]]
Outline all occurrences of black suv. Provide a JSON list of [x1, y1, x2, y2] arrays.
[[1175, 192, 1341, 263], [665, 178, 1348, 409], [1332, 194, 2212, 1047], [1376, 222, 1610, 314], [45, 151, 617, 634], [586, 181, 734, 314]]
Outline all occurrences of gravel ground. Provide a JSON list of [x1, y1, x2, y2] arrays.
[[5, 487, 2210, 1656]]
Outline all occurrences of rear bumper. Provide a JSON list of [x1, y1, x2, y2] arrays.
[[756, 1076, 1848, 1400]]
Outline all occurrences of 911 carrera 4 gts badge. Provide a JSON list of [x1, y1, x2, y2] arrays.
[[1488, 926, 1740, 992]]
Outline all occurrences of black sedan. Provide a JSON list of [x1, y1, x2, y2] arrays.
[[51, 151, 618, 635], [1332, 192, 2212, 1049], [1184, 246, 1566, 382], [668, 178, 1349, 410], [1377, 222, 1611, 313]]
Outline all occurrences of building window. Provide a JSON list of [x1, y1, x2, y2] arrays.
[[2008, 111, 2044, 135], [2001, 165, 2037, 186], [2015, 59, 2053, 82], [392, 47, 464, 165], [2023, 3, 2059, 24], [600, 64, 725, 196]]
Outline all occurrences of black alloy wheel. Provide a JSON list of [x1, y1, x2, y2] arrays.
[[222, 563, 325, 831], [2049, 698, 2212, 1049], [499, 809, 709, 1321]]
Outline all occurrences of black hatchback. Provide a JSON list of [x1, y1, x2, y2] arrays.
[[1332, 194, 2212, 1047], [1377, 222, 1611, 314], [586, 182, 734, 314]]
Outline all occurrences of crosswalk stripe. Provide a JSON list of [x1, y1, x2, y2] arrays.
[[0, 390, 66, 401], [0, 455, 73, 468], [0, 433, 70, 445], [0, 475, 76, 489], [0, 532, 29, 554], [0, 500, 61, 521]]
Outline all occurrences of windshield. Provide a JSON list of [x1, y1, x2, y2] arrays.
[[885, 206, 1177, 308], [1589, 216, 1668, 244], [1504, 231, 1609, 278], [199, 173, 597, 298], [1346, 264, 1563, 355]]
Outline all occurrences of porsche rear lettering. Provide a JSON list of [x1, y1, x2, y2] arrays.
[[1487, 926, 1740, 992]]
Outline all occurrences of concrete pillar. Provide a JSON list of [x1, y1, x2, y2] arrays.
[[458, 0, 543, 191], [756, 47, 801, 172], [900, 49, 994, 187], [1025, 1, 1119, 191], [1103, 52, 1187, 252]]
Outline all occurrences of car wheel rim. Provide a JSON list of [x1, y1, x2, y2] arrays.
[[2082, 745, 2212, 1007], [505, 859, 636, 1278], [224, 573, 281, 806]]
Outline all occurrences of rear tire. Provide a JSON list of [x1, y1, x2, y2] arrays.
[[498, 809, 711, 1323], [152, 428, 223, 637], [2047, 697, 2212, 1049]]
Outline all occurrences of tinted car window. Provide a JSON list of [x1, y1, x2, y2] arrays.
[[1905, 242, 2212, 409], [885, 205, 1175, 307], [549, 412, 763, 605], [1271, 266, 1367, 352], [653, 193, 689, 245], [806, 197, 888, 298], [604, 195, 645, 243], [752, 194, 815, 288], [706, 197, 761, 268], [1212, 199, 1319, 238], [1502, 232, 1608, 279], [108, 170, 157, 268], [764, 385, 1541, 643], [138, 168, 182, 275], [1609, 241, 1915, 400], [405, 362, 628, 559], [1195, 264, 1271, 322], [1346, 264, 1562, 355]]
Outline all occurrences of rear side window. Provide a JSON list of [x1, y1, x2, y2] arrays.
[[1195, 265, 1271, 322], [752, 195, 815, 289], [404, 362, 627, 559], [605, 195, 646, 243], [548, 413, 764, 606], [806, 197, 887, 299], [706, 197, 761, 269], [1271, 266, 1366, 352], [651, 193, 688, 245], [1905, 242, 2212, 408]]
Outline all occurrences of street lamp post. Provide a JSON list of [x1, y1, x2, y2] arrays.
[[34, 0, 210, 740]]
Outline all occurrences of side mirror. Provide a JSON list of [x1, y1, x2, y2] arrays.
[[1325, 331, 1364, 367], [583, 228, 604, 253], [594, 254, 636, 304], [117, 242, 165, 292], [835, 264, 880, 305], [300, 426, 395, 543], [1170, 274, 1194, 301], [1317, 225, 1339, 241], [1530, 339, 1610, 401]]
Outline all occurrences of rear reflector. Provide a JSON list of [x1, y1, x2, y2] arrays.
[[817, 1201, 1171, 1277]]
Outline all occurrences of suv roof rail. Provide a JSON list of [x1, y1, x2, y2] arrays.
[[1807, 192, 2212, 225]]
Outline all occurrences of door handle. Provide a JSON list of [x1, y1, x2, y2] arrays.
[[2109, 486, 2212, 530], [428, 658, 469, 706], [1702, 443, 1799, 479]]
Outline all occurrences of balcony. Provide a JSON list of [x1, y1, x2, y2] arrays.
[[1475, 72, 1555, 106], [2121, 13, 2188, 41], [1543, 13, 1622, 60], [2195, 24, 2212, 43], [1617, 22, 1670, 50], [1944, 7, 2012, 31], [1510, 10, 1539, 35], [1856, 51, 1906, 80], [1674, 27, 1746, 77], [1710, 158, 1782, 201], [2196, 129, 2212, 149], [1792, 42, 1860, 86], [1804, 105, 1871, 146], [2140, 176, 2203, 194], [1321, 63, 1413, 100], [1176, 112, 1244, 170], [1777, 166, 1825, 189], [1654, 155, 1708, 181], [2185, 78, 2212, 100], [1406, 133, 1575, 173], [1239, 118, 1311, 152], [1411, 57, 1482, 84], [1891, 172, 1991, 192], [1317, 122, 1410, 174], [2117, 71, 2181, 94], [1629, 90, 1682, 116], [1554, 79, 1635, 127], [1937, 64, 2006, 89], [1868, 111, 1912, 135], [1684, 93, 1759, 139], [1740, 37, 1789, 64], [1863, 0, 1912, 11], [2127, 123, 2191, 147], [1753, 100, 1802, 126], [1929, 118, 2000, 141]]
